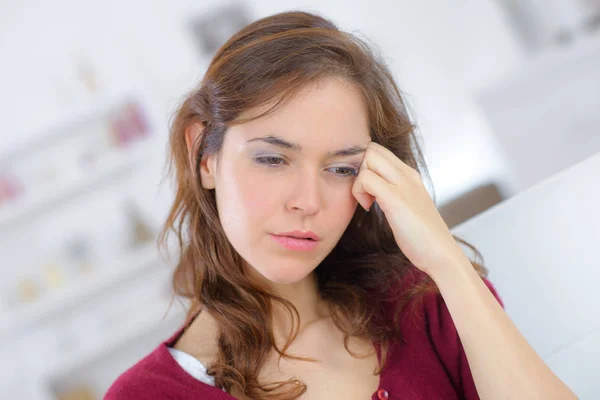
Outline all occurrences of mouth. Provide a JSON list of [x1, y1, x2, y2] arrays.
[[273, 230, 321, 241], [280, 236, 316, 241], [269, 234, 320, 251]]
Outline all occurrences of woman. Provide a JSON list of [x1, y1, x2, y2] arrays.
[[105, 10, 577, 400]]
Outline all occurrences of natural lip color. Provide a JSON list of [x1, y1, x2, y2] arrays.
[[272, 230, 320, 241], [269, 234, 320, 251]]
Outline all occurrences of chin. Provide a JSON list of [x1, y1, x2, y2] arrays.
[[259, 266, 313, 285]]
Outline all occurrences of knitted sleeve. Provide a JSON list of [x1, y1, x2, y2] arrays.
[[423, 276, 505, 400]]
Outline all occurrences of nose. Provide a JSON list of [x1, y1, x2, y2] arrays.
[[286, 170, 323, 215]]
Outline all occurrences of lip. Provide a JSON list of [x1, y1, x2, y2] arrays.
[[270, 233, 320, 251], [274, 230, 321, 240]]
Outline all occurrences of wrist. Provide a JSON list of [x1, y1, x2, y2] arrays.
[[427, 248, 475, 286]]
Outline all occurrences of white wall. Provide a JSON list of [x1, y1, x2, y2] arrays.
[[0, 0, 524, 206]]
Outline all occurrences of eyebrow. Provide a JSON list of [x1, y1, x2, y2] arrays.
[[245, 135, 366, 157]]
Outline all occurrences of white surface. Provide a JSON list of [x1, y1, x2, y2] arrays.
[[546, 328, 600, 400], [451, 151, 600, 399]]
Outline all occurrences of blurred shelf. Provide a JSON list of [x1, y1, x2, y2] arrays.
[[0, 89, 167, 400], [0, 91, 142, 162], [42, 298, 186, 382], [0, 241, 164, 339], [0, 136, 155, 231]]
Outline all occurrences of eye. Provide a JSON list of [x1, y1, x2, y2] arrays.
[[254, 156, 358, 178], [330, 166, 358, 178], [254, 156, 286, 167]]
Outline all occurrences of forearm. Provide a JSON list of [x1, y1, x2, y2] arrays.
[[429, 255, 578, 400]]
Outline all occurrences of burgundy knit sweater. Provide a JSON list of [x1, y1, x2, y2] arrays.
[[105, 268, 503, 400]]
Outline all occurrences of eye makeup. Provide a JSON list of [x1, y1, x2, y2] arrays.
[[252, 155, 359, 178]]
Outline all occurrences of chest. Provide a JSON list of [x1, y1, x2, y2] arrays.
[[234, 332, 381, 400]]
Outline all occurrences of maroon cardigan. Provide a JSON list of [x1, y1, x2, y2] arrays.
[[105, 268, 503, 400]]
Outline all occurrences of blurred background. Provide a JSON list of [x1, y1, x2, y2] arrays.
[[1, 0, 599, 399]]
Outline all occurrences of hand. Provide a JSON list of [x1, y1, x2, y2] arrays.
[[352, 142, 466, 276]]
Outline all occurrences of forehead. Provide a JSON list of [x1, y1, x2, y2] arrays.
[[229, 78, 371, 147]]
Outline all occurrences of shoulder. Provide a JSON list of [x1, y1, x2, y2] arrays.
[[104, 345, 178, 400], [104, 312, 222, 400], [104, 348, 162, 400], [104, 324, 200, 400]]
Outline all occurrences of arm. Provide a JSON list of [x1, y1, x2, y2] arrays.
[[351, 141, 578, 398], [429, 256, 578, 400]]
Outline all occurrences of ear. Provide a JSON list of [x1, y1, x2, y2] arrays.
[[184, 122, 216, 190]]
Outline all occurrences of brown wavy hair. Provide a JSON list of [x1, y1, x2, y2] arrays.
[[158, 9, 487, 400]]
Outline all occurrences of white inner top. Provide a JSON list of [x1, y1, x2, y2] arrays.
[[168, 346, 228, 391]]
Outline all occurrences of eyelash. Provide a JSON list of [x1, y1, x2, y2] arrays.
[[254, 156, 358, 178]]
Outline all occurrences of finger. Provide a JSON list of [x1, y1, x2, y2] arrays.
[[353, 163, 375, 211], [352, 168, 393, 211], [361, 147, 403, 186], [352, 170, 374, 211], [369, 142, 421, 181]]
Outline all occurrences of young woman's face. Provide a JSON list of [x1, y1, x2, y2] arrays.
[[206, 77, 371, 286]]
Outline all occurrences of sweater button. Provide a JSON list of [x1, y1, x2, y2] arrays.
[[377, 389, 389, 399]]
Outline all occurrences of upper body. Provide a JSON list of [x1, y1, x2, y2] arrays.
[[105, 268, 504, 400], [105, 9, 576, 400]]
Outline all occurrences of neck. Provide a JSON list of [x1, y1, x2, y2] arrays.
[[273, 274, 330, 337], [246, 268, 331, 343]]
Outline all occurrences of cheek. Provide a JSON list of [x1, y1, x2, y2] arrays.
[[220, 167, 274, 224], [237, 170, 275, 214], [332, 187, 359, 220]]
